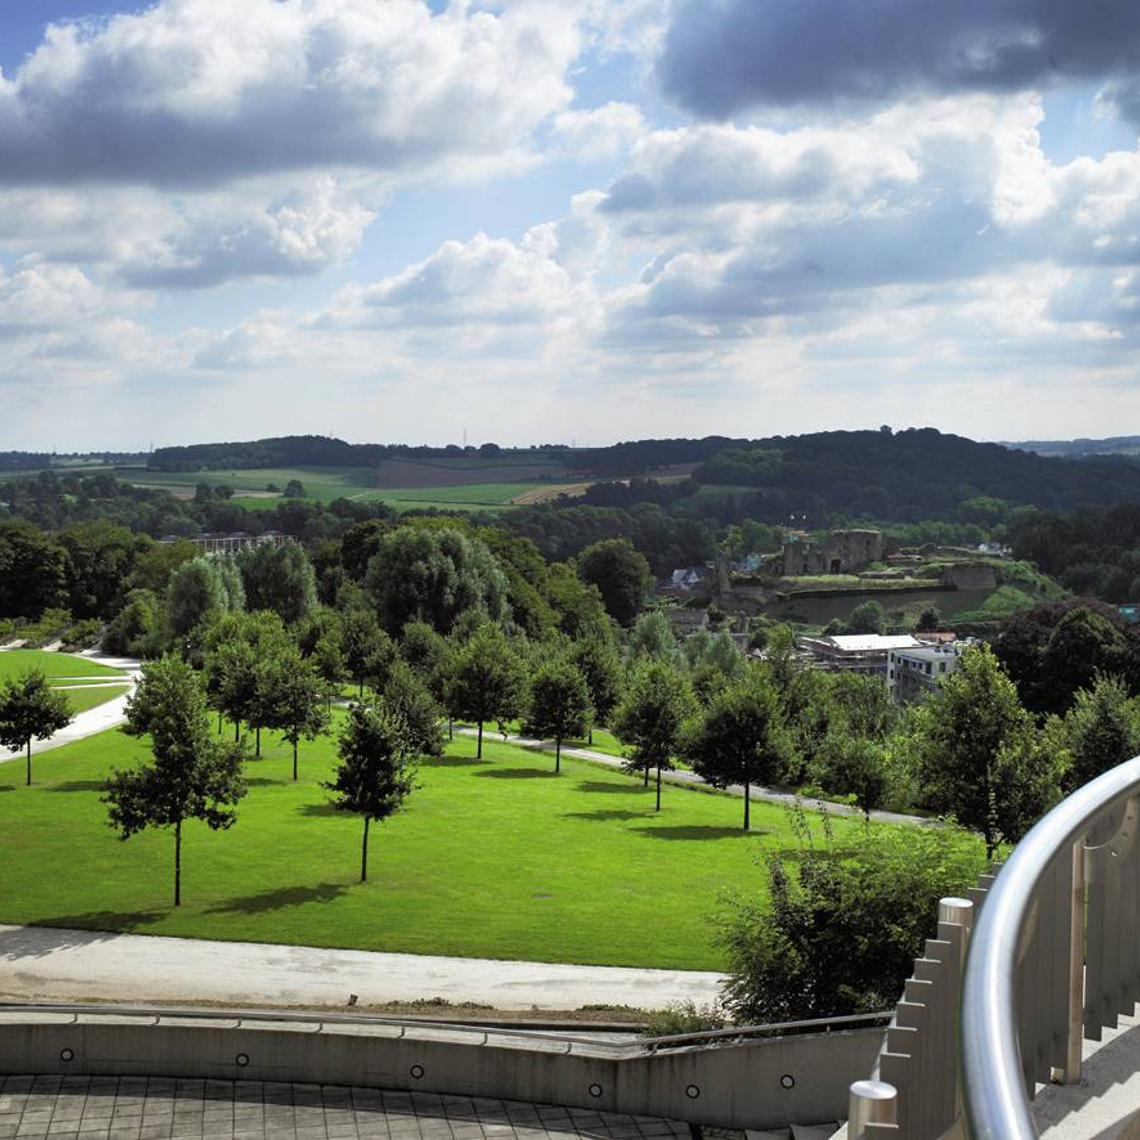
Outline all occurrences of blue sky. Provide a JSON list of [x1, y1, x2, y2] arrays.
[[1, 0, 1139, 450]]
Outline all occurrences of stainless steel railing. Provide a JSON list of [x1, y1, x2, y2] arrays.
[[848, 753, 1140, 1139]]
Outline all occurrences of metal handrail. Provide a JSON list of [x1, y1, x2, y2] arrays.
[[960, 754, 1140, 1140]]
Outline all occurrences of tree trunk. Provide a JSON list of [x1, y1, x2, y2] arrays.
[[255, 726, 261, 758], [217, 709, 222, 735], [360, 816, 370, 883], [643, 763, 649, 787], [743, 782, 750, 831], [588, 727, 593, 745], [448, 717, 453, 741], [234, 720, 240, 743], [555, 737, 561, 774], [477, 721, 483, 759], [655, 764, 662, 811], [358, 679, 364, 698], [25, 738, 32, 787], [292, 739, 298, 782], [174, 819, 182, 907]]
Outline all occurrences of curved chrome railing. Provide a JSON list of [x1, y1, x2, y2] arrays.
[[960, 754, 1140, 1139]]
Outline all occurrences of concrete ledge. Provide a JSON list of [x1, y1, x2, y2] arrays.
[[0, 1010, 883, 1132]]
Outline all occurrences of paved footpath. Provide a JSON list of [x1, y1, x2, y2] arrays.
[[456, 728, 928, 827], [0, 925, 724, 1012]]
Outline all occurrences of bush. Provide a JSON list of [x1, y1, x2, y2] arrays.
[[717, 805, 986, 1022], [61, 619, 102, 651], [642, 1000, 727, 1037]]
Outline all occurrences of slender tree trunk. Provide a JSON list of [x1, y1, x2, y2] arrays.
[[255, 725, 261, 757], [655, 764, 662, 811], [234, 720, 240, 743], [360, 816, 370, 883], [643, 763, 649, 787], [743, 782, 750, 831], [25, 738, 32, 786], [477, 720, 484, 759], [358, 679, 364, 698], [555, 737, 561, 774], [174, 819, 182, 907], [217, 709, 222, 735], [588, 727, 593, 745], [292, 739, 298, 781], [448, 717, 453, 741]]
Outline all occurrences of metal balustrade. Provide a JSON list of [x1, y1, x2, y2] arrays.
[[847, 754, 1140, 1139]]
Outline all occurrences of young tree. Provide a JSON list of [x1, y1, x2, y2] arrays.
[[447, 625, 528, 758], [848, 600, 884, 635], [341, 608, 383, 698], [681, 672, 786, 829], [1057, 675, 1140, 790], [104, 655, 246, 906], [628, 611, 678, 661], [325, 701, 418, 882], [166, 556, 240, 640], [915, 644, 1064, 856], [238, 541, 317, 625], [523, 658, 592, 772], [382, 660, 445, 760], [568, 637, 623, 744], [612, 659, 696, 810], [0, 670, 72, 786], [270, 649, 331, 780]]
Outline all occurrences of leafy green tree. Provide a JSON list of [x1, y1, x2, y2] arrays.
[[718, 809, 986, 1021], [58, 520, 141, 619], [0, 519, 67, 620], [381, 661, 445, 760], [167, 556, 243, 640], [102, 589, 161, 657], [1057, 675, 1140, 790], [523, 658, 592, 772], [325, 701, 418, 882], [612, 659, 696, 810], [104, 655, 246, 905], [915, 645, 1063, 856], [238, 541, 317, 625], [269, 649, 331, 780], [810, 736, 891, 817], [683, 628, 745, 681], [916, 605, 942, 633], [447, 625, 528, 758], [283, 479, 305, 498], [568, 637, 623, 743], [576, 539, 652, 627], [0, 670, 72, 786], [681, 672, 785, 828], [546, 563, 612, 639], [341, 607, 383, 697], [629, 611, 677, 661], [848, 600, 884, 635], [400, 620, 450, 701], [365, 527, 510, 634]]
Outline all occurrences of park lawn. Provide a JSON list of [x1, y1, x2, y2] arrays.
[[0, 721, 872, 971], [61, 685, 130, 715], [0, 650, 126, 682]]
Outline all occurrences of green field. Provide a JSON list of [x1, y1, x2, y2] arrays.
[[0, 650, 126, 682], [0, 721, 872, 970], [117, 466, 379, 503]]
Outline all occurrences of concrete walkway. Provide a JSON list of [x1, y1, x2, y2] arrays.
[[0, 651, 141, 765], [456, 728, 930, 827], [0, 925, 724, 1012]]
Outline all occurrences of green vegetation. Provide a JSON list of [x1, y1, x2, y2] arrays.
[[0, 650, 125, 681], [65, 686, 130, 715], [0, 722, 869, 970]]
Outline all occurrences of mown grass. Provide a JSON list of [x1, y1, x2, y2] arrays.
[[62, 686, 130, 715], [0, 651, 126, 682], [0, 721, 872, 970]]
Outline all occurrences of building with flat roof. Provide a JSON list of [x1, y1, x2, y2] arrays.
[[888, 643, 964, 703], [798, 633, 924, 675]]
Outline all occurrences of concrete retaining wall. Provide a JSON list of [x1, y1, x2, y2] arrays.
[[0, 1012, 883, 1131]]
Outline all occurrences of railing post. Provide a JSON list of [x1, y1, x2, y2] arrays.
[[1062, 837, 1085, 1084], [940, 895, 974, 1124], [848, 1079, 898, 1137]]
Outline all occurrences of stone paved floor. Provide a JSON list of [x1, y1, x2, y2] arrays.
[[0, 1075, 704, 1139]]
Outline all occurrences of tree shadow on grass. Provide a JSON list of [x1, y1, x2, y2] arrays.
[[2, 912, 165, 956], [204, 882, 349, 916], [420, 755, 490, 768], [562, 809, 648, 823], [243, 777, 280, 787], [45, 780, 107, 793], [298, 801, 343, 818], [575, 780, 647, 795], [638, 825, 769, 841], [474, 768, 557, 779]]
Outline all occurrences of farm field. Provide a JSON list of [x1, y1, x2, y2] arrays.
[[116, 465, 379, 503], [0, 721, 873, 970]]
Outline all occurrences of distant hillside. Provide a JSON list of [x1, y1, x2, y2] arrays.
[[1002, 435, 1140, 458]]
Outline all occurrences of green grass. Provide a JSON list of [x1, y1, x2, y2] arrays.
[[61, 686, 130, 715], [0, 650, 126, 682], [371, 483, 536, 506], [0, 722, 874, 970], [117, 466, 379, 504]]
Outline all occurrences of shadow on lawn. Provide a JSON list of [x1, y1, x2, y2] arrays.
[[3, 912, 165, 956], [420, 755, 490, 767], [638, 825, 767, 841], [297, 801, 341, 817], [205, 882, 349, 916], [562, 809, 647, 823], [474, 768, 557, 779], [575, 780, 646, 795], [45, 780, 107, 793]]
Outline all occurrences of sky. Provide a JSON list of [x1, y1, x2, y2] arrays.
[[2, 0, 1140, 451]]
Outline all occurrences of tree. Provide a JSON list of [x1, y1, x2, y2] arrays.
[[1057, 675, 1140, 790], [238, 541, 317, 625], [381, 661, 445, 760], [400, 620, 450, 702], [915, 645, 1063, 856], [681, 671, 786, 829], [104, 655, 246, 905], [447, 625, 528, 758], [283, 479, 306, 498], [0, 670, 72, 786], [0, 519, 67, 620], [576, 539, 652, 627], [270, 649, 331, 780], [102, 588, 161, 657], [167, 556, 243, 640], [365, 527, 510, 634], [567, 638, 623, 743], [341, 607, 383, 697], [325, 701, 418, 882], [718, 809, 986, 1021], [612, 659, 695, 810], [523, 658, 592, 772], [916, 605, 942, 633], [848, 600, 884, 635], [629, 611, 677, 661]]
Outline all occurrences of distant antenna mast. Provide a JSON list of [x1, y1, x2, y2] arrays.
[[463, 428, 467, 448]]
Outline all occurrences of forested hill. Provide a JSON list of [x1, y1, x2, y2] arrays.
[[1001, 435, 1140, 458]]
